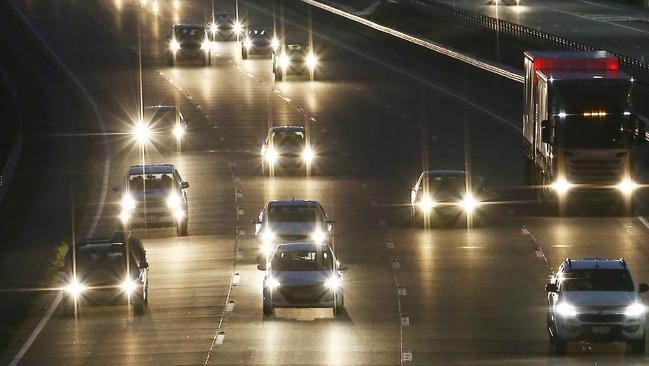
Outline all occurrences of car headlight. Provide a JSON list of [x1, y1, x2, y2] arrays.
[[132, 121, 152, 144], [306, 53, 318, 69], [302, 146, 315, 163], [65, 279, 85, 298], [265, 147, 278, 163], [550, 177, 572, 195], [311, 229, 327, 244], [209, 22, 218, 35], [278, 54, 289, 68], [119, 210, 130, 224], [233, 20, 243, 35], [261, 230, 275, 245], [271, 37, 279, 51], [121, 279, 137, 295], [170, 39, 180, 52], [418, 196, 436, 211], [555, 302, 577, 317], [266, 277, 280, 289], [625, 302, 646, 317], [167, 194, 181, 209], [325, 276, 341, 290], [174, 209, 185, 222], [173, 124, 185, 138], [121, 194, 136, 211], [617, 178, 637, 196], [243, 37, 252, 49], [201, 39, 211, 51], [460, 194, 480, 213]]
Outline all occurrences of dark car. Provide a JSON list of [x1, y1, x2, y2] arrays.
[[242, 28, 278, 59], [273, 43, 317, 81], [61, 232, 149, 315], [260, 125, 315, 175], [211, 13, 243, 41], [168, 24, 211, 66]]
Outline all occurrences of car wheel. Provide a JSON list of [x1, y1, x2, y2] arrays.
[[242, 49, 248, 59], [177, 218, 189, 236], [262, 299, 273, 316], [334, 292, 344, 314], [552, 337, 567, 355], [168, 55, 175, 67], [133, 299, 145, 315], [630, 333, 646, 354]]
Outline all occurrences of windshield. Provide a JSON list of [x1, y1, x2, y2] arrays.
[[129, 173, 175, 192], [75, 246, 126, 277], [176, 27, 205, 42], [561, 269, 635, 292], [272, 130, 305, 147], [421, 175, 466, 195], [556, 116, 635, 149], [268, 205, 316, 223], [271, 249, 333, 271]]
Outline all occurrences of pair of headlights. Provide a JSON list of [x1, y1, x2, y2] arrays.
[[277, 53, 318, 70], [550, 177, 638, 196], [168, 39, 211, 52], [119, 193, 185, 223], [266, 276, 341, 290], [243, 37, 280, 51], [417, 194, 480, 213], [209, 20, 243, 35], [264, 147, 315, 164], [65, 278, 138, 297], [555, 301, 646, 318]]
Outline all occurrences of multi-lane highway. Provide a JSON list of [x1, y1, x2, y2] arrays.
[[2, 0, 649, 365]]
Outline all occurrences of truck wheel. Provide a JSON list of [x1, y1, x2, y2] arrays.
[[630, 333, 646, 354]]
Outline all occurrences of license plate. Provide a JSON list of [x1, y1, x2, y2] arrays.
[[592, 326, 611, 334]]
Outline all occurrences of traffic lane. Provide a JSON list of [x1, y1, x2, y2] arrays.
[[16, 235, 233, 366], [209, 173, 402, 364]]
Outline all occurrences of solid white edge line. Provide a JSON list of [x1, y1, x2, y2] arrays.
[[7, 1, 111, 365], [7, 293, 62, 366], [637, 216, 649, 230]]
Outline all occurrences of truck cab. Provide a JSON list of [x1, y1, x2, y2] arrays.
[[522, 51, 645, 206]]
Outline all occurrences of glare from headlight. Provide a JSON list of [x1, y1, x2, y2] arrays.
[[555, 302, 577, 317], [267, 277, 280, 289], [302, 146, 315, 163], [265, 147, 278, 163], [311, 229, 326, 244], [625, 302, 646, 317], [278, 54, 289, 69], [617, 178, 637, 196], [243, 37, 252, 49], [121, 279, 137, 295], [121, 194, 136, 211], [133, 121, 152, 145], [209, 22, 218, 35], [173, 124, 185, 138], [65, 279, 85, 298], [306, 53, 318, 69], [325, 276, 341, 290], [119, 210, 130, 224], [174, 209, 185, 222], [166, 194, 181, 209], [201, 39, 211, 51], [170, 38, 180, 52], [418, 196, 436, 211], [261, 230, 275, 245], [460, 194, 480, 213], [550, 177, 572, 196], [233, 20, 243, 35], [271, 37, 280, 51]]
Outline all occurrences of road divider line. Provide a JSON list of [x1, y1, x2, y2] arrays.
[[637, 216, 649, 230]]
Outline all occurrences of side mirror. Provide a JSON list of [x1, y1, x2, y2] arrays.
[[541, 119, 553, 144], [257, 262, 267, 271], [139, 260, 149, 269], [180, 181, 189, 189], [337, 262, 348, 271], [545, 283, 558, 293], [113, 185, 123, 193], [639, 283, 649, 293]]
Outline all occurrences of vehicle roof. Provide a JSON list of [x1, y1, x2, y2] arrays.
[[270, 125, 305, 132], [563, 258, 628, 270], [525, 51, 616, 60], [275, 242, 332, 252], [268, 199, 319, 207], [422, 170, 466, 177], [145, 105, 176, 111], [174, 24, 205, 29], [538, 70, 631, 81], [128, 164, 174, 174]]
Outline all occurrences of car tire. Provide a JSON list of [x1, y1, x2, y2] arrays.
[[334, 292, 344, 314], [275, 69, 283, 81], [242, 49, 248, 60], [133, 299, 145, 315], [263, 299, 273, 316], [552, 337, 567, 355], [177, 218, 189, 236], [630, 333, 646, 354], [168, 55, 175, 67]]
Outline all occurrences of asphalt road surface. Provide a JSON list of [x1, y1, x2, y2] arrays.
[[2, 0, 649, 365]]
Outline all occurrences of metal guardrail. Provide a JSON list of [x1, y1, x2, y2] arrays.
[[401, 0, 649, 76], [301, 0, 525, 83]]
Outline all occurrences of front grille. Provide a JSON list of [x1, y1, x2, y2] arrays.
[[566, 157, 625, 184], [577, 314, 625, 323], [279, 285, 327, 303]]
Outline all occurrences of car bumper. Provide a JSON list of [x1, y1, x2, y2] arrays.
[[556, 317, 646, 342], [128, 208, 181, 227], [267, 286, 341, 308], [64, 287, 142, 306]]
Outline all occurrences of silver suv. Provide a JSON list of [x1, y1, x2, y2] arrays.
[[545, 258, 648, 354]]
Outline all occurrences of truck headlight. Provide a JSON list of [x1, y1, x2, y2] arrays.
[[65, 279, 85, 298], [121, 194, 136, 211], [325, 276, 341, 290], [306, 53, 318, 70], [311, 229, 326, 244], [302, 146, 315, 163], [261, 230, 275, 245], [265, 147, 278, 163], [418, 197, 436, 211], [121, 279, 137, 295], [271, 37, 279, 51], [616, 178, 637, 196], [550, 178, 572, 196], [460, 194, 480, 213], [266, 277, 280, 289], [170, 39, 180, 52], [555, 302, 577, 317], [167, 194, 181, 209], [625, 302, 646, 317], [243, 37, 252, 49]]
